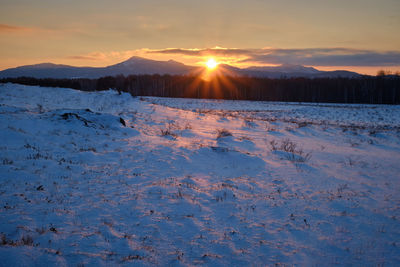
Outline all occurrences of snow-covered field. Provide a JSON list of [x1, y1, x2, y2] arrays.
[[0, 83, 400, 266]]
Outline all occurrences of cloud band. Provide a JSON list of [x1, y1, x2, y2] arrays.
[[147, 47, 400, 66]]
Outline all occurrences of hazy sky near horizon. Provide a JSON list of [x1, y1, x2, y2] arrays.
[[1, 0, 400, 74]]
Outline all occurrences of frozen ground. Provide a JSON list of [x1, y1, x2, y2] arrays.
[[0, 83, 399, 266]]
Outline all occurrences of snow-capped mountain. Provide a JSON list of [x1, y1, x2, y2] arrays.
[[0, 56, 361, 79], [104, 56, 195, 76]]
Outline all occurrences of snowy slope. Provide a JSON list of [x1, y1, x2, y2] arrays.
[[0, 83, 399, 266]]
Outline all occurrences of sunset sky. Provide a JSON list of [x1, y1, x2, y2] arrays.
[[1, 0, 400, 74]]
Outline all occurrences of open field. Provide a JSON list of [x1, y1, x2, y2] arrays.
[[0, 83, 400, 266]]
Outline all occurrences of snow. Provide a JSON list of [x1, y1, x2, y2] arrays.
[[0, 83, 399, 266]]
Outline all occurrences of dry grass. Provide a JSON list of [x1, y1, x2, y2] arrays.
[[216, 129, 233, 139], [270, 138, 312, 163]]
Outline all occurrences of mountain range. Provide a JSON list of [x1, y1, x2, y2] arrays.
[[0, 56, 361, 79]]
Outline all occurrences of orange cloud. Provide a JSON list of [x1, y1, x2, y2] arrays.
[[0, 23, 89, 38], [0, 24, 31, 33]]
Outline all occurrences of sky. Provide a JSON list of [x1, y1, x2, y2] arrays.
[[1, 0, 400, 75]]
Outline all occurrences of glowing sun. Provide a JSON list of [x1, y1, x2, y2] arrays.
[[205, 58, 218, 70]]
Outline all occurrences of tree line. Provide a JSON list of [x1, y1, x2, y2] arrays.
[[1, 74, 400, 104]]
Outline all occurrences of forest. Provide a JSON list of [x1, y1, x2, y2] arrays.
[[1, 74, 400, 104]]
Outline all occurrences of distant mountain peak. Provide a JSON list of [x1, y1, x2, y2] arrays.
[[124, 56, 149, 62], [116, 56, 185, 68], [167, 59, 184, 64], [245, 64, 320, 74], [117, 56, 150, 66]]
